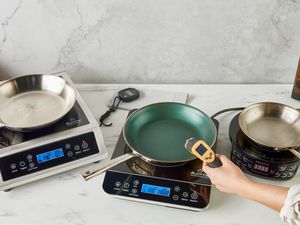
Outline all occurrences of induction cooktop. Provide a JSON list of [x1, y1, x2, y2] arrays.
[[102, 111, 219, 211]]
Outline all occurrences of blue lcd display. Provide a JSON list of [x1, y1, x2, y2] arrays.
[[36, 148, 64, 164], [141, 184, 171, 197], [196, 144, 208, 155]]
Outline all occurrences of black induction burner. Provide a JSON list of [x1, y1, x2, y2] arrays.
[[102, 112, 219, 211], [0, 101, 89, 148], [229, 113, 299, 180]]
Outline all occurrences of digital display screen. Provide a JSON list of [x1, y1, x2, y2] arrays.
[[141, 184, 171, 197], [196, 144, 207, 155], [36, 148, 64, 164], [254, 164, 269, 173]]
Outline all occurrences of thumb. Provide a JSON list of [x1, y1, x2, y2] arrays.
[[218, 155, 233, 166]]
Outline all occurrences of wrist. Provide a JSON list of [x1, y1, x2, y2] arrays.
[[235, 178, 254, 198]]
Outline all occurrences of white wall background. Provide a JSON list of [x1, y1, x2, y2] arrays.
[[0, 0, 299, 83]]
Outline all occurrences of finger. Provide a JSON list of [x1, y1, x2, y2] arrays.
[[203, 154, 225, 170], [202, 162, 211, 173], [218, 155, 233, 166], [202, 161, 216, 174]]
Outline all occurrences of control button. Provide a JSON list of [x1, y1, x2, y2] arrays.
[[231, 156, 237, 162], [242, 163, 247, 169], [123, 183, 130, 188], [281, 172, 287, 178], [65, 143, 71, 149], [67, 151, 73, 157], [236, 159, 242, 166], [248, 163, 254, 169], [27, 154, 33, 160], [133, 180, 140, 186], [174, 186, 180, 192], [82, 141, 88, 149], [278, 165, 286, 171], [274, 172, 281, 177], [243, 156, 253, 164], [191, 192, 198, 200], [288, 165, 297, 171], [287, 172, 294, 178], [19, 161, 25, 167], [131, 188, 138, 194], [29, 162, 35, 168], [115, 181, 121, 187], [10, 163, 16, 170], [173, 195, 179, 201], [237, 152, 243, 159], [74, 145, 80, 151], [232, 148, 238, 155], [182, 192, 189, 198], [269, 169, 276, 175]]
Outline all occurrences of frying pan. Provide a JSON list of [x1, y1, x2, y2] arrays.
[[82, 102, 217, 180], [239, 102, 300, 158], [0, 74, 76, 131]]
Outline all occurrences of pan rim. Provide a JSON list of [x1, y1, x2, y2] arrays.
[[0, 74, 76, 130], [122, 102, 218, 164], [238, 101, 300, 150]]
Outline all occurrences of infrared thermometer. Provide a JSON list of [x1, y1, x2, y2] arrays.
[[185, 138, 223, 168]]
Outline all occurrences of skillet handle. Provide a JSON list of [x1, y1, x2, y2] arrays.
[[288, 149, 300, 159], [81, 153, 135, 181], [207, 157, 223, 168]]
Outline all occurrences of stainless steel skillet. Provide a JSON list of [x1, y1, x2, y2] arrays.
[[0, 74, 76, 131], [238, 102, 300, 158]]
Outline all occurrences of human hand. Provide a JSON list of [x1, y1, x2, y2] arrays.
[[202, 155, 251, 195]]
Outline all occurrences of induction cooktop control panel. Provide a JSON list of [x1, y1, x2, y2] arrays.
[[231, 145, 299, 180], [103, 171, 211, 210], [0, 132, 99, 181]]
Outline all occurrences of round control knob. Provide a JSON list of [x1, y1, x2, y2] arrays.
[[29, 162, 35, 168], [67, 151, 73, 157], [19, 161, 25, 167], [27, 155, 33, 160], [182, 192, 188, 198], [65, 143, 71, 149], [74, 145, 80, 151], [124, 183, 130, 188]]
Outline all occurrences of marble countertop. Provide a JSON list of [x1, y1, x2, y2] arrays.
[[0, 84, 299, 225]]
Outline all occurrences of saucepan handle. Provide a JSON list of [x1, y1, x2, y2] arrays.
[[288, 149, 300, 159], [81, 153, 136, 181]]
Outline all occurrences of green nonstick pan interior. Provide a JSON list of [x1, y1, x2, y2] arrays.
[[123, 102, 217, 163]]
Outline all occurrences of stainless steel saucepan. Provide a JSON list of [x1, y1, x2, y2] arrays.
[[0, 74, 76, 131], [238, 102, 300, 158]]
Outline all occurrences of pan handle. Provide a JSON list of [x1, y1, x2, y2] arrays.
[[288, 149, 300, 159], [81, 153, 136, 181]]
